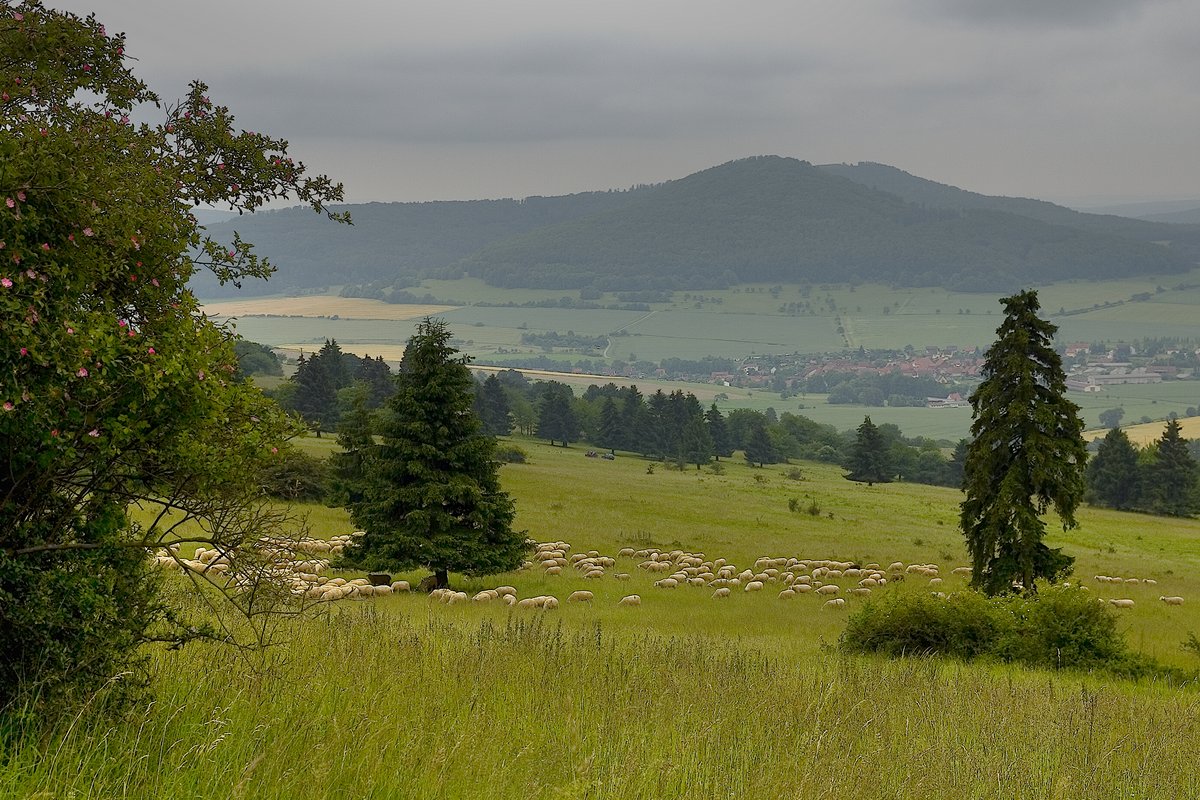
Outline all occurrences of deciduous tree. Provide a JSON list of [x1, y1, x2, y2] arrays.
[[961, 290, 1086, 595], [0, 1, 346, 718]]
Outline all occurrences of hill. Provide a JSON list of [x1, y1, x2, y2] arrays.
[[196, 156, 1199, 296]]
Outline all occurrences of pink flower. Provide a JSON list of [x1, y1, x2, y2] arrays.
[[151, 278, 159, 287], [270, 447, 278, 454], [50, 429, 58, 437], [67, 233, 74, 243], [197, 370, 206, 381], [20, 348, 27, 356], [120, 115, 129, 125], [82, 64, 92, 73], [83, 227, 93, 237], [2, 402, 13, 412], [40, 243, 49, 251], [127, 330, 135, 337], [13, 12, 23, 21], [25, 269, 34, 278], [1, 278, 11, 288], [77, 367, 88, 377], [66, 327, 74, 334], [88, 429, 99, 437], [147, 347, 155, 355], [16, 191, 25, 202], [226, 250, 235, 259], [118, 319, 127, 327], [5, 198, 12, 208]]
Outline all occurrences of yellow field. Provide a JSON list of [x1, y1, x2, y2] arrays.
[[1085, 416, 1200, 444], [202, 295, 457, 320]]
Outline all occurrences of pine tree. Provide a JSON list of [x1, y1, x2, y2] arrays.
[[290, 352, 339, 435], [344, 319, 526, 588], [536, 382, 578, 446], [476, 374, 512, 436], [595, 396, 623, 452], [961, 290, 1086, 595], [705, 403, 733, 460], [743, 416, 777, 467], [329, 384, 375, 508], [845, 416, 892, 486], [355, 355, 395, 408], [1085, 427, 1142, 510], [1145, 419, 1199, 516]]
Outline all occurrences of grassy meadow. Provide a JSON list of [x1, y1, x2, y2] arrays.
[[14, 438, 1200, 798]]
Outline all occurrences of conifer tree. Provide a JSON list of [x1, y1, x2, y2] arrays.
[[536, 381, 577, 446], [596, 396, 623, 452], [344, 319, 525, 588], [705, 403, 733, 460], [845, 415, 892, 486], [743, 416, 777, 467], [1146, 419, 1198, 517], [1085, 427, 1142, 510], [961, 290, 1086, 595], [475, 374, 512, 436]]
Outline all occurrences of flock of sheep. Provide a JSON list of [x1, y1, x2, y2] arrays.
[[150, 534, 1184, 611]]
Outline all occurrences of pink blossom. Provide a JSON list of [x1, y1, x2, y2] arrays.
[[66, 327, 74, 334], [67, 234, 74, 243], [5, 198, 12, 208], [16, 191, 25, 202], [118, 319, 127, 327], [25, 269, 35, 278], [151, 278, 159, 287], [50, 429, 58, 437], [11, 254, 20, 264], [120, 115, 129, 125], [127, 330, 135, 337], [77, 367, 88, 377], [147, 347, 156, 355], [20, 348, 28, 356], [270, 447, 278, 454], [12, 12, 23, 21], [82, 64, 92, 73], [83, 227, 93, 237], [197, 370, 206, 381], [1, 278, 11, 288], [88, 429, 99, 437], [2, 402, 13, 412], [227, 250, 235, 259], [40, 243, 49, 251]]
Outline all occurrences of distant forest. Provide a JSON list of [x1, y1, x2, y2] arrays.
[[195, 157, 1200, 297]]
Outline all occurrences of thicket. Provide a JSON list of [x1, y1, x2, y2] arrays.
[[840, 587, 1178, 679]]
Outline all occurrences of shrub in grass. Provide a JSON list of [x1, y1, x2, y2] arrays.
[[494, 444, 527, 463], [261, 448, 331, 501], [841, 585, 1155, 677]]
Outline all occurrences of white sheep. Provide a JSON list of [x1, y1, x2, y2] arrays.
[[712, 587, 731, 599], [1109, 598, 1135, 609], [822, 598, 846, 609], [391, 580, 410, 592], [778, 588, 796, 600], [744, 580, 764, 593], [568, 590, 594, 602], [617, 594, 642, 606], [1159, 596, 1184, 606], [815, 584, 839, 596]]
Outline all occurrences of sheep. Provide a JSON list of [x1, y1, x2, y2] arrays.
[[712, 587, 731, 599], [1143, 578, 1158, 586], [849, 587, 872, 597], [794, 584, 814, 594], [744, 580, 764, 593], [1109, 598, 1135, 609], [929, 578, 943, 587], [618, 547, 636, 558], [473, 590, 497, 602], [617, 595, 642, 607], [778, 589, 796, 600], [816, 584, 839, 596], [494, 585, 517, 597], [542, 597, 560, 610], [822, 598, 846, 609], [516, 597, 540, 609], [544, 566, 563, 576], [654, 578, 679, 589], [614, 572, 631, 581], [1160, 596, 1184, 606], [391, 580, 411, 592], [568, 590, 594, 603]]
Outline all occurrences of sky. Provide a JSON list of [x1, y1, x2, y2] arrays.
[[53, 0, 1200, 208]]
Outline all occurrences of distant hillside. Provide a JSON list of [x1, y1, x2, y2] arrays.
[[1139, 208, 1200, 225], [194, 156, 1199, 297]]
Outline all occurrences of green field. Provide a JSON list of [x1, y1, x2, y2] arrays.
[[16, 439, 1200, 798]]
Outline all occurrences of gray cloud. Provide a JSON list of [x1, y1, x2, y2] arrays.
[[915, 0, 1159, 27]]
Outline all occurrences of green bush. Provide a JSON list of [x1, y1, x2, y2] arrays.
[[494, 443, 528, 464], [841, 585, 1148, 676], [260, 449, 331, 501]]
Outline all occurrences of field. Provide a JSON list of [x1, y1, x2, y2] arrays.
[[14, 439, 1200, 798], [209, 273, 1200, 443]]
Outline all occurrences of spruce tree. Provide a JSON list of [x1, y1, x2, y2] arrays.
[[743, 416, 777, 467], [1085, 427, 1142, 510], [344, 319, 525, 588], [845, 416, 892, 486], [329, 384, 375, 508], [476, 374, 512, 436], [1146, 419, 1198, 516], [705, 403, 733, 460], [961, 290, 1086, 595], [536, 382, 578, 446], [596, 396, 623, 452]]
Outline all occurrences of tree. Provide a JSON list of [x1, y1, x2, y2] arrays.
[[743, 416, 778, 467], [474, 373, 511, 436], [0, 2, 346, 719], [705, 403, 733, 460], [845, 416, 892, 486], [536, 381, 578, 446], [328, 384, 375, 508], [1085, 427, 1142, 510], [594, 396, 622, 452], [343, 319, 526, 588], [1145, 419, 1198, 516], [961, 290, 1087, 595], [289, 352, 338, 435], [1098, 407, 1125, 429]]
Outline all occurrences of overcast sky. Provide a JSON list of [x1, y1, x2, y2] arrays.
[[56, 0, 1200, 208]]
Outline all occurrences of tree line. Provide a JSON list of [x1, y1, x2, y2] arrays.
[[1087, 420, 1200, 517]]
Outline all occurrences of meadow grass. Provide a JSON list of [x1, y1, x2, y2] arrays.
[[14, 438, 1200, 797]]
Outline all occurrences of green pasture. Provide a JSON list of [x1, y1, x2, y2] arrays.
[[20, 437, 1200, 799]]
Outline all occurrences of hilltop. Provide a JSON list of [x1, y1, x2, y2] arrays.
[[195, 156, 1200, 297]]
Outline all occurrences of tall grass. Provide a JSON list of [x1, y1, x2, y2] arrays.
[[6, 609, 1199, 799]]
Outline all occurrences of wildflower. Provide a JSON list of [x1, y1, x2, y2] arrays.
[[147, 347, 155, 355], [270, 447, 278, 454], [20, 348, 27, 356], [151, 278, 159, 287], [88, 429, 99, 437], [197, 370, 206, 381], [40, 243, 50, 251], [16, 191, 25, 202], [1, 277, 11, 288], [3, 402, 13, 412], [66, 327, 74, 334], [25, 269, 35, 278], [77, 367, 88, 377], [5, 198, 12, 208], [118, 319, 127, 327], [83, 227, 93, 237], [127, 330, 135, 337]]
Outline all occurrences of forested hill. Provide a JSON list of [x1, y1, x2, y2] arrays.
[[196, 156, 1199, 296]]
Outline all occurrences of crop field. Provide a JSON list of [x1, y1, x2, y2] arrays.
[[18, 439, 1200, 798], [1090, 415, 1200, 445]]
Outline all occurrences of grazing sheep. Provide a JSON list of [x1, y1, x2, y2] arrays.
[[822, 598, 846, 609], [516, 597, 540, 609], [568, 590, 594, 603], [544, 566, 563, 576], [614, 573, 631, 581], [1143, 579, 1158, 586], [712, 587, 731, 599], [391, 580, 410, 592], [617, 595, 642, 607], [1160, 596, 1184, 606], [654, 578, 679, 589], [1109, 598, 1135, 609], [794, 584, 813, 594], [778, 588, 796, 600], [494, 585, 517, 597], [816, 584, 839, 596], [929, 578, 943, 587], [744, 580, 764, 593], [542, 597, 560, 610], [849, 587, 872, 597]]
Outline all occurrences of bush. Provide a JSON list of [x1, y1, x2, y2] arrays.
[[785, 467, 804, 481], [841, 586, 1146, 676], [494, 444, 527, 464], [260, 449, 330, 501]]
